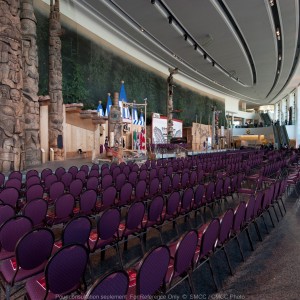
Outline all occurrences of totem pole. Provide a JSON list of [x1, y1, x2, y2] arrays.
[[48, 0, 64, 160], [21, 0, 41, 167], [0, 0, 25, 172], [167, 67, 178, 143]]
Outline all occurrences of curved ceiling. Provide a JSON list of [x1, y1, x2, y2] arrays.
[[77, 0, 300, 105]]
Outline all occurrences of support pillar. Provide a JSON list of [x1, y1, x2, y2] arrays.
[[295, 86, 300, 147]]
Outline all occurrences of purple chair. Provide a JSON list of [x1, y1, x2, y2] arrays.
[[8, 171, 22, 181], [118, 202, 145, 253], [69, 179, 84, 200], [165, 230, 198, 294], [101, 168, 110, 177], [100, 174, 113, 191], [91, 164, 99, 171], [180, 172, 190, 190], [162, 191, 180, 225], [139, 170, 147, 182], [123, 166, 131, 178], [112, 167, 121, 181], [25, 184, 44, 203], [0, 228, 54, 299], [242, 195, 256, 251], [25, 169, 39, 180], [89, 208, 122, 265], [0, 216, 33, 262], [116, 182, 133, 207], [172, 174, 181, 191], [44, 174, 58, 193], [61, 172, 73, 191], [86, 176, 99, 192], [195, 218, 220, 291], [0, 187, 19, 210], [55, 216, 92, 251], [74, 189, 97, 216], [217, 209, 234, 275], [131, 164, 139, 173], [189, 170, 197, 187], [41, 168, 52, 183], [25, 244, 88, 300], [232, 201, 247, 261], [46, 194, 75, 226], [178, 188, 194, 223], [203, 182, 215, 216], [128, 172, 138, 186], [80, 165, 90, 176], [161, 175, 172, 195], [85, 270, 129, 299], [68, 166, 78, 179], [146, 177, 160, 199], [88, 169, 100, 178], [127, 245, 170, 297], [192, 184, 205, 215], [25, 175, 41, 189], [22, 198, 48, 227], [132, 180, 147, 202], [0, 204, 15, 227], [48, 181, 65, 204], [5, 178, 22, 191], [97, 186, 117, 212], [115, 173, 127, 192], [55, 167, 66, 181], [76, 170, 87, 183]]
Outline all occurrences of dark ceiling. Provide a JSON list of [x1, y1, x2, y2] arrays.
[[78, 0, 300, 105]]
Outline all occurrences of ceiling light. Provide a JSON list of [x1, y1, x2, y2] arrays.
[[151, 0, 155, 4], [212, 61, 215, 67], [184, 33, 188, 40], [269, 0, 274, 6], [276, 28, 280, 40], [278, 55, 282, 61], [203, 53, 207, 60], [168, 16, 172, 24], [194, 44, 197, 50]]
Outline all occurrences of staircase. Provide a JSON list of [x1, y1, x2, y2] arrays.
[[273, 125, 289, 148], [260, 113, 272, 126]]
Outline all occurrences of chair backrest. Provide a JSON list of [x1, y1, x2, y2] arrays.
[[123, 166, 131, 178], [55, 167, 66, 181], [205, 182, 215, 203], [44, 174, 58, 190], [172, 174, 180, 190], [0, 204, 15, 227], [166, 191, 180, 216], [16, 228, 54, 271], [23, 198, 48, 227], [214, 178, 223, 198], [223, 176, 231, 196], [125, 202, 145, 230], [200, 218, 220, 257], [161, 175, 171, 194], [55, 194, 75, 219], [112, 167, 121, 180], [49, 181, 65, 202], [101, 186, 117, 208], [218, 209, 234, 244], [253, 190, 263, 217], [88, 169, 100, 179], [233, 201, 246, 232], [0, 216, 33, 253], [137, 245, 170, 296], [147, 195, 164, 223], [5, 178, 22, 190], [115, 173, 126, 191], [76, 170, 87, 183], [79, 189, 97, 214], [173, 230, 198, 275], [189, 170, 197, 187], [8, 171, 22, 181], [69, 179, 84, 198], [26, 184, 44, 203], [41, 168, 52, 182], [86, 176, 99, 191], [63, 216, 92, 248], [139, 170, 147, 181], [194, 184, 205, 207], [148, 178, 159, 198], [128, 172, 138, 186], [45, 244, 88, 296], [80, 165, 89, 176], [85, 270, 129, 299], [25, 175, 41, 189], [181, 172, 189, 189], [97, 208, 121, 240], [91, 164, 100, 171], [68, 166, 78, 179], [0, 187, 19, 208], [61, 172, 73, 189], [118, 182, 133, 206], [101, 174, 113, 190], [101, 168, 110, 177], [134, 180, 146, 201], [181, 187, 194, 210]]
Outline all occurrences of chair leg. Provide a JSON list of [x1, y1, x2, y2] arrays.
[[235, 236, 245, 261], [261, 214, 269, 234], [208, 259, 219, 291], [272, 205, 280, 222], [223, 246, 234, 275], [267, 209, 275, 228], [245, 227, 254, 251], [275, 201, 284, 217], [187, 272, 195, 295], [115, 244, 124, 269]]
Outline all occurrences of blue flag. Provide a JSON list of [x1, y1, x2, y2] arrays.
[[105, 93, 112, 117]]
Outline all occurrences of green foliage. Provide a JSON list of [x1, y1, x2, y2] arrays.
[[35, 7, 225, 125]]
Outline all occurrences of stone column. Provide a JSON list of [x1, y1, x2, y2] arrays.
[[48, 0, 64, 160], [0, 0, 25, 172], [167, 68, 178, 143], [21, 0, 41, 168]]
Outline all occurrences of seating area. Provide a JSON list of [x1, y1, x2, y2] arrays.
[[0, 148, 299, 299]]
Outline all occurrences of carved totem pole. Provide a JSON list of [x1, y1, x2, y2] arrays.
[[0, 0, 25, 172], [48, 0, 64, 160], [21, 0, 41, 167], [167, 67, 178, 143]]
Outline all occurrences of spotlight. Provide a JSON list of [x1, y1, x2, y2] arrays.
[[194, 44, 197, 50], [184, 33, 188, 40], [151, 0, 155, 4], [212, 61, 215, 67], [203, 53, 207, 60], [168, 16, 172, 24]]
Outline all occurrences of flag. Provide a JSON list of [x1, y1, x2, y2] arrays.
[[105, 93, 112, 117], [132, 101, 139, 124], [138, 109, 144, 126], [119, 80, 131, 119], [97, 101, 104, 117]]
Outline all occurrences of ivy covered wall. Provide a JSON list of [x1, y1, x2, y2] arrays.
[[35, 7, 225, 127]]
